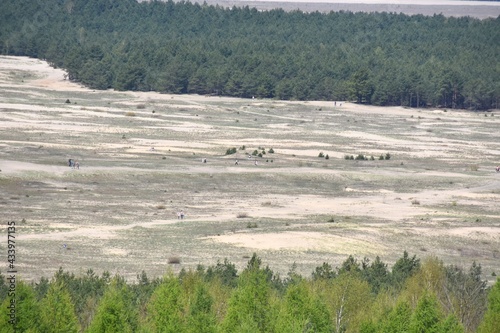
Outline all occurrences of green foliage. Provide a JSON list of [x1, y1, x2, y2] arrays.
[[382, 301, 412, 333], [0, 254, 494, 333], [478, 278, 500, 333], [392, 251, 421, 289], [409, 292, 441, 333], [86, 278, 138, 333], [186, 283, 216, 333], [312, 263, 337, 281], [0, 281, 41, 333], [221, 255, 272, 332], [268, 148, 274, 153], [40, 282, 79, 333], [225, 147, 237, 155], [275, 280, 331, 332], [445, 262, 487, 332], [440, 314, 464, 333], [145, 274, 185, 333], [338, 255, 362, 275], [2, 0, 498, 108], [318, 152, 324, 158], [205, 259, 239, 287], [362, 256, 391, 293]]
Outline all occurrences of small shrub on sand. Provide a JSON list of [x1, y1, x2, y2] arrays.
[[168, 257, 180, 264], [246, 222, 258, 228], [125, 111, 136, 117], [237, 212, 249, 218]]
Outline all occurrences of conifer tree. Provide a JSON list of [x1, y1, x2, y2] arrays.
[[0, 281, 41, 333], [186, 283, 216, 333], [86, 278, 138, 333], [145, 274, 185, 333], [477, 278, 500, 333], [409, 292, 441, 333], [221, 254, 272, 332], [40, 282, 79, 333]]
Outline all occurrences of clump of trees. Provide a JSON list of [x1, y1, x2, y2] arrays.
[[0, 0, 498, 109], [0, 252, 498, 332]]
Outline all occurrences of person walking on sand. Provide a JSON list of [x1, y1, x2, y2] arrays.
[[496, 165, 500, 172], [235, 160, 239, 165], [180, 210, 185, 219], [75, 161, 80, 169]]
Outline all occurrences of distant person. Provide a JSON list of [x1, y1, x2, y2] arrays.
[[75, 161, 80, 169], [180, 210, 185, 219], [68, 159, 73, 167], [496, 165, 500, 172], [235, 160, 239, 165]]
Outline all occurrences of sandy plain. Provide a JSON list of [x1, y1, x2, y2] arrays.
[[158, 0, 500, 19], [0, 55, 499, 282]]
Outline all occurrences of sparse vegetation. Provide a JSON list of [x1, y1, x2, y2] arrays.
[[246, 222, 258, 228], [225, 147, 237, 155], [167, 256, 181, 264]]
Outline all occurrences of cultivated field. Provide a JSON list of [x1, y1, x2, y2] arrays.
[[1, 56, 499, 283]]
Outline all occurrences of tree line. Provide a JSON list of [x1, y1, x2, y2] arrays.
[[0, 0, 499, 109], [0, 252, 499, 332]]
